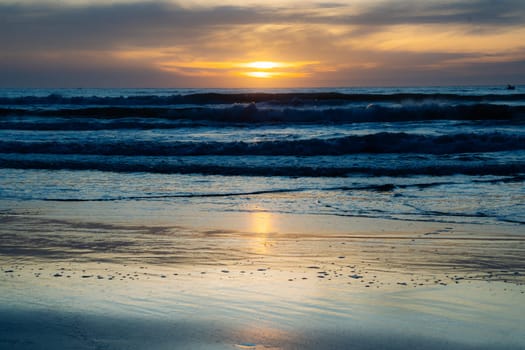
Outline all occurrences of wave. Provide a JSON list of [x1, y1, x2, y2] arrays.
[[42, 188, 306, 202], [1, 92, 525, 106], [1, 155, 523, 177], [1, 103, 524, 126], [1, 132, 523, 156], [28, 182, 483, 202], [0, 118, 205, 131]]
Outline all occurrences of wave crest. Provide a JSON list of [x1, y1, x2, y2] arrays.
[[1, 132, 523, 156], [1, 103, 524, 125]]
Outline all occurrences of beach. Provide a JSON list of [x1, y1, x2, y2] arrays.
[[1, 194, 524, 349]]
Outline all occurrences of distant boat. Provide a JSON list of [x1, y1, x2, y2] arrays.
[[506, 84, 516, 90]]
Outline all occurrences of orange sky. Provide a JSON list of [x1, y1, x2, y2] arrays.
[[1, 0, 524, 87]]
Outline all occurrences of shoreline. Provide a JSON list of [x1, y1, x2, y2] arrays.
[[2, 205, 524, 285]]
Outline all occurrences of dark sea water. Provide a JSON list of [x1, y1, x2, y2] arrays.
[[1, 86, 524, 225]]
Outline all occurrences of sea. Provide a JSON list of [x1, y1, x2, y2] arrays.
[[0, 86, 524, 227]]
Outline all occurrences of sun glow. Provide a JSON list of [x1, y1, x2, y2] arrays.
[[244, 61, 282, 69], [158, 58, 320, 82], [243, 61, 283, 79], [244, 71, 275, 78]]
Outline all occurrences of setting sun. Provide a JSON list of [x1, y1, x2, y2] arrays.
[[244, 71, 275, 78], [245, 61, 281, 69], [157, 59, 320, 84], [243, 61, 284, 79]]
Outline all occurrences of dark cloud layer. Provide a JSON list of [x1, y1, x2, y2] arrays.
[[339, 0, 525, 26], [2, 0, 524, 51], [1, 2, 273, 50]]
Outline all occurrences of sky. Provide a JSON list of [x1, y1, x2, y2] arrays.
[[1, 0, 524, 88]]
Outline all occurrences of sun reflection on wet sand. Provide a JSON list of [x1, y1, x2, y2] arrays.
[[251, 211, 273, 234], [249, 210, 275, 255]]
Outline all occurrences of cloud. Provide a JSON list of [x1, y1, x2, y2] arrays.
[[345, 0, 525, 26], [1, 0, 524, 87], [2, 0, 524, 52], [0, 2, 276, 51], [2, 1, 524, 53]]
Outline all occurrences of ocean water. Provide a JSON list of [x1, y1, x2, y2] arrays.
[[0, 86, 524, 226]]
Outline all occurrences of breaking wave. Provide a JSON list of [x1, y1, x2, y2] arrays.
[[2, 91, 525, 106], [1, 153, 524, 177], [1, 132, 523, 156], [1, 103, 524, 125]]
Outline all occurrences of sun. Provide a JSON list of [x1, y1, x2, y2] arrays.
[[245, 61, 281, 69], [230, 60, 319, 79], [245, 71, 275, 78], [242, 61, 284, 78]]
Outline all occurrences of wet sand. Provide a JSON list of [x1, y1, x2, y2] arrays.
[[1, 204, 524, 349]]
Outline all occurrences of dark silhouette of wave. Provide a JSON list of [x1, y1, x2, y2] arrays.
[[1, 132, 523, 156]]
